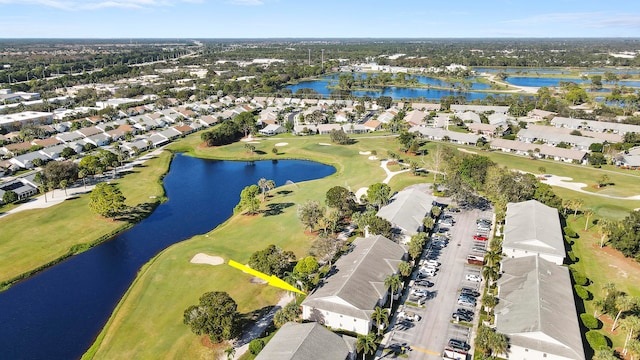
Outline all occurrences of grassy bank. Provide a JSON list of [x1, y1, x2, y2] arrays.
[[84, 133, 640, 359], [0, 151, 172, 289]]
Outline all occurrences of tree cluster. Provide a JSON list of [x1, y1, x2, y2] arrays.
[[183, 291, 239, 343], [88, 182, 127, 218], [329, 129, 353, 145], [248, 244, 296, 278], [201, 121, 242, 147], [608, 211, 640, 261]]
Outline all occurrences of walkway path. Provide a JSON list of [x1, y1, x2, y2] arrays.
[[229, 293, 295, 360], [0, 148, 165, 219], [380, 159, 411, 184]]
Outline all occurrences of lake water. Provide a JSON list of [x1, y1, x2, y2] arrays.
[[0, 154, 335, 360], [505, 77, 587, 87], [286, 77, 499, 100]]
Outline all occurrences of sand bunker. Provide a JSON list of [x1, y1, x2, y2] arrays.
[[354, 187, 368, 203], [190, 253, 224, 266], [318, 142, 331, 146], [275, 142, 288, 147], [359, 151, 371, 155], [368, 156, 378, 160]]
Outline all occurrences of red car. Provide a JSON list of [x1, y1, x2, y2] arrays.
[[473, 234, 488, 241]]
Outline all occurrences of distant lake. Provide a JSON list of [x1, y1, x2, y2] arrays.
[[474, 67, 572, 75], [286, 74, 500, 100], [505, 77, 587, 87]]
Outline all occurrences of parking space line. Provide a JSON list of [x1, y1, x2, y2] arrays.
[[410, 345, 440, 356]]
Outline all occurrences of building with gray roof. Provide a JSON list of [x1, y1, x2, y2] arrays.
[[376, 187, 433, 244], [495, 256, 585, 360], [503, 200, 565, 265], [255, 322, 356, 360], [301, 235, 406, 335], [409, 126, 480, 145], [450, 105, 509, 114]]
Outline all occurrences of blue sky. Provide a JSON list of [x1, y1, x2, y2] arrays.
[[1, 0, 640, 38]]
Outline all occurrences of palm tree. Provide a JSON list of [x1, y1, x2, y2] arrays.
[[482, 265, 499, 287], [629, 338, 640, 360], [612, 295, 639, 331], [356, 332, 377, 360], [370, 306, 389, 335], [482, 294, 498, 313], [598, 219, 612, 247], [583, 208, 594, 231], [484, 249, 502, 268], [398, 261, 412, 278], [423, 216, 435, 231], [572, 198, 584, 219], [384, 274, 402, 309], [224, 346, 236, 360], [488, 331, 508, 358], [258, 178, 268, 202], [593, 348, 619, 360], [621, 316, 640, 356]]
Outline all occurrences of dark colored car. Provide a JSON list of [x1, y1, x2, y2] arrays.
[[416, 279, 434, 287], [452, 312, 473, 322], [460, 287, 480, 298], [448, 339, 471, 351], [456, 308, 474, 317]]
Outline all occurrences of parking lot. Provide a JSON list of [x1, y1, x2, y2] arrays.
[[381, 204, 494, 360]]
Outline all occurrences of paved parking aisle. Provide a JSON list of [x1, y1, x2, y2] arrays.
[[383, 204, 493, 360]]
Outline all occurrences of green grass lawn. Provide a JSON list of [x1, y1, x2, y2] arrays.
[[0, 151, 172, 287], [73, 134, 640, 358]]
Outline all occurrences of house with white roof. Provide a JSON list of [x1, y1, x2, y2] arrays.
[[255, 322, 356, 360], [495, 255, 585, 360], [376, 187, 433, 244], [259, 124, 286, 136], [301, 235, 406, 335], [503, 200, 565, 265]]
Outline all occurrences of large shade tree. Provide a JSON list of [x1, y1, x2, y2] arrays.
[[89, 182, 127, 218], [183, 291, 239, 343]]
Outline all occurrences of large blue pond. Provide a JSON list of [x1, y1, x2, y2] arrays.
[[287, 78, 498, 100], [0, 154, 335, 360], [505, 77, 640, 88]]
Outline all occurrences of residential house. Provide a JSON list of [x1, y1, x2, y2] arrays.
[[0, 178, 38, 203], [9, 151, 50, 169], [293, 124, 318, 135], [404, 110, 428, 126], [409, 126, 480, 145], [456, 111, 481, 123], [301, 235, 406, 335], [377, 108, 399, 124], [317, 124, 341, 135], [615, 146, 640, 169], [0, 111, 53, 131], [551, 116, 640, 135], [32, 137, 63, 148], [342, 124, 367, 134], [467, 123, 498, 137], [84, 133, 112, 147], [259, 124, 286, 136], [255, 322, 356, 360], [495, 256, 585, 360], [198, 115, 219, 127], [503, 200, 565, 265], [411, 103, 441, 111], [489, 138, 587, 164], [363, 119, 382, 132], [517, 126, 601, 151], [376, 187, 433, 244], [527, 109, 557, 121], [450, 105, 509, 114]]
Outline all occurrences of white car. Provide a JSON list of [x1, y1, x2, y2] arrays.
[[424, 260, 440, 267], [457, 297, 476, 307], [465, 273, 481, 282], [398, 310, 421, 322], [411, 287, 429, 296]]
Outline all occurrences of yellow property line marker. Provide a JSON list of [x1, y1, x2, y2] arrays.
[[410, 345, 440, 356], [228, 259, 306, 295]]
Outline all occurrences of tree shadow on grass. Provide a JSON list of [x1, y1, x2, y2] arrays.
[[235, 305, 276, 346], [262, 202, 294, 217], [276, 190, 293, 196], [118, 202, 158, 223]]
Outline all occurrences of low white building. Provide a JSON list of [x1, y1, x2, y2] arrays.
[[503, 200, 565, 265], [376, 187, 433, 244], [495, 256, 585, 360], [301, 235, 405, 335]]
